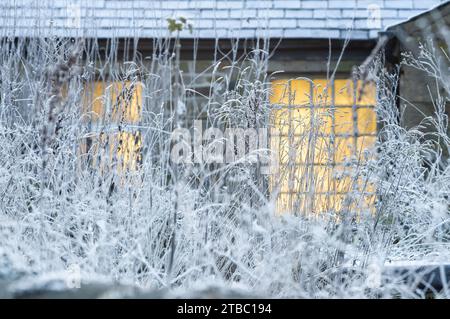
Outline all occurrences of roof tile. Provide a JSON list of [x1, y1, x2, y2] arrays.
[[0, 0, 445, 39]]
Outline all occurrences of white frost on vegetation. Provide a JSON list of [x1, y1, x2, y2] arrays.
[[0, 32, 449, 298]]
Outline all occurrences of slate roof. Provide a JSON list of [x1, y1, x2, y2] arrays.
[[386, 0, 450, 36], [0, 0, 447, 39]]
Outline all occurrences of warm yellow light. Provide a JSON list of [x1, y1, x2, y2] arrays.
[[357, 107, 377, 135], [270, 78, 377, 216], [86, 81, 142, 123], [82, 80, 143, 173]]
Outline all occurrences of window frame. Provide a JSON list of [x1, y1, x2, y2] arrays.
[[269, 73, 378, 216]]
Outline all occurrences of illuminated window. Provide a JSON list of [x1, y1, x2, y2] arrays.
[[81, 81, 142, 174], [270, 78, 376, 216]]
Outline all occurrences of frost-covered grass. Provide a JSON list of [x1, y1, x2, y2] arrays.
[[0, 33, 449, 298]]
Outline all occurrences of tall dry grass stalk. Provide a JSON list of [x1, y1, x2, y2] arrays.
[[0, 25, 449, 297]]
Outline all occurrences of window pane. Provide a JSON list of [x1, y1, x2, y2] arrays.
[[355, 81, 376, 106], [270, 79, 290, 105], [82, 81, 143, 173], [110, 82, 142, 123], [84, 81, 142, 123], [312, 194, 342, 213], [334, 79, 354, 106], [357, 107, 377, 135], [334, 137, 354, 163], [85, 132, 142, 173], [334, 107, 354, 135], [272, 107, 311, 135], [270, 135, 306, 165], [276, 165, 366, 196], [270, 78, 377, 216], [312, 79, 332, 106], [272, 135, 332, 165], [356, 136, 377, 162], [310, 165, 332, 193], [112, 131, 142, 172], [332, 165, 354, 193], [290, 79, 311, 105], [82, 81, 105, 121], [272, 107, 332, 136], [277, 165, 307, 193], [277, 165, 333, 193], [285, 194, 345, 215], [334, 79, 376, 107], [276, 187, 375, 215], [276, 193, 306, 215], [308, 137, 332, 164], [270, 79, 311, 106]]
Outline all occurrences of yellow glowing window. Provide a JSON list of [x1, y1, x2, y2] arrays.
[[82, 81, 143, 173], [270, 78, 376, 216]]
